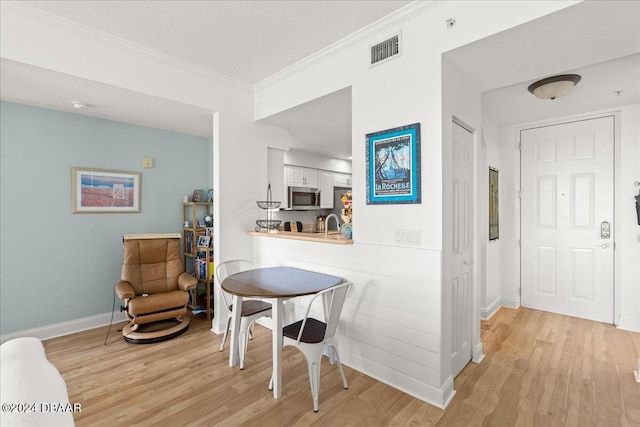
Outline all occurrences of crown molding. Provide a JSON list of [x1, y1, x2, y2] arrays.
[[1, 1, 252, 92], [253, 0, 444, 91]]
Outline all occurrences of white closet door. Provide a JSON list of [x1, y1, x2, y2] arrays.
[[451, 121, 473, 377]]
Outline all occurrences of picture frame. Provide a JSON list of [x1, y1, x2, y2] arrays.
[[366, 123, 421, 205], [196, 235, 210, 248], [489, 167, 499, 241], [72, 167, 141, 213], [205, 189, 213, 202], [205, 226, 214, 241], [192, 189, 203, 202]]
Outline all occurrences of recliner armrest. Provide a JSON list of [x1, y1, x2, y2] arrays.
[[178, 272, 198, 291], [115, 281, 135, 300]]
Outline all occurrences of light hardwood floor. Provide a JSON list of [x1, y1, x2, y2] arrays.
[[42, 307, 640, 426]]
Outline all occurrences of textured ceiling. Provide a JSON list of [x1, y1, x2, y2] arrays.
[[445, 0, 640, 126], [445, 0, 640, 92], [481, 53, 640, 127], [2, 0, 412, 149], [0, 58, 215, 137], [2, 0, 639, 149], [20, 0, 413, 84], [260, 87, 352, 159]]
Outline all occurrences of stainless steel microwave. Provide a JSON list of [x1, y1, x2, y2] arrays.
[[288, 186, 320, 210]]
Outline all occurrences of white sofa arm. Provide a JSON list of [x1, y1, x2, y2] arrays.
[[0, 337, 74, 426]]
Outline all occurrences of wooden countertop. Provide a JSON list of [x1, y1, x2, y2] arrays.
[[247, 230, 353, 245]]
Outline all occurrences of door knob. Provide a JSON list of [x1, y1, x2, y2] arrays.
[[463, 260, 471, 265], [597, 243, 610, 249]]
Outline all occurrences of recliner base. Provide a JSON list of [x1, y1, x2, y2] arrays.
[[123, 317, 190, 344]]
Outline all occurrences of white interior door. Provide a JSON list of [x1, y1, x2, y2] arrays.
[[451, 121, 473, 377], [521, 116, 614, 324]]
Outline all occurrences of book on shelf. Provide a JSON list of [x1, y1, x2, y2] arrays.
[[195, 256, 214, 281], [184, 231, 194, 254]]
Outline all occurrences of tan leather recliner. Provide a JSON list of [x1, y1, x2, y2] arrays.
[[115, 234, 197, 343]]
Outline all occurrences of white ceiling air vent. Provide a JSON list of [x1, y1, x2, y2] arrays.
[[370, 32, 401, 67]]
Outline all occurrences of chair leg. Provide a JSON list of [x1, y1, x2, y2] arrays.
[[219, 314, 231, 352], [307, 357, 321, 412], [331, 345, 349, 389]]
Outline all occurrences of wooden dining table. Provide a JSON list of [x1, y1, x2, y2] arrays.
[[221, 266, 343, 399]]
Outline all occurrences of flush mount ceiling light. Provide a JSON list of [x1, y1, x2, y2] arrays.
[[527, 74, 582, 100]]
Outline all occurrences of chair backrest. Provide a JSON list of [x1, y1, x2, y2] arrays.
[[121, 234, 184, 295], [216, 259, 256, 308], [296, 282, 352, 343]]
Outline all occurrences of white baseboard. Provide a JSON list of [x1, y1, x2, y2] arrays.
[[472, 341, 485, 363], [480, 297, 502, 320], [480, 296, 520, 322], [343, 350, 456, 409], [617, 317, 640, 333], [0, 311, 127, 344], [501, 296, 520, 310]]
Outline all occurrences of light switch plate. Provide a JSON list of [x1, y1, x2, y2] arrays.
[[395, 229, 421, 246], [142, 157, 153, 168]]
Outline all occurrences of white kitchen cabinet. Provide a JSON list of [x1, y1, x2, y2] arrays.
[[318, 171, 334, 209], [302, 167, 318, 187], [288, 166, 318, 188], [288, 166, 303, 186], [333, 173, 352, 188]]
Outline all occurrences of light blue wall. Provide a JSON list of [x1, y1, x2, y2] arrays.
[[0, 101, 211, 335]]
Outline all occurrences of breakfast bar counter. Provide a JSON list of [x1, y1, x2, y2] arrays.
[[247, 230, 353, 245]]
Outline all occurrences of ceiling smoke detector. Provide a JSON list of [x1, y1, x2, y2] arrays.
[[527, 74, 582, 100], [71, 101, 89, 110]]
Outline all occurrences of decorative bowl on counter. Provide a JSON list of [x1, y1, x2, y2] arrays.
[[255, 219, 281, 232]]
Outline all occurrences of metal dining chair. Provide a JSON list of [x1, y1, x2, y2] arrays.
[[216, 260, 272, 369], [271, 281, 352, 412]]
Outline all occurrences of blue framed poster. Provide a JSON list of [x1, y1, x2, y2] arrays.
[[366, 123, 421, 205]]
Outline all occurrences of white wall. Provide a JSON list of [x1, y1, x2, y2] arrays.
[[252, 237, 444, 405], [498, 124, 522, 309], [0, 4, 284, 336], [253, 0, 575, 408], [616, 104, 640, 331], [441, 56, 484, 381], [0, 102, 210, 338], [1, 0, 594, 408], [479, 112, 504, 318]]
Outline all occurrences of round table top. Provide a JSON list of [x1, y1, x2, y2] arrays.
[[221, 266, 343, 298]]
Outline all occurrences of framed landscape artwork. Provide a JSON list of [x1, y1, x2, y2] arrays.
[[489, 167, 499, 240], [366, 122, 421, 205], [72, 167, 141, 213]]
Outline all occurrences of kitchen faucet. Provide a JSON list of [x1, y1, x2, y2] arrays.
[[325, 213, 340, 239]]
